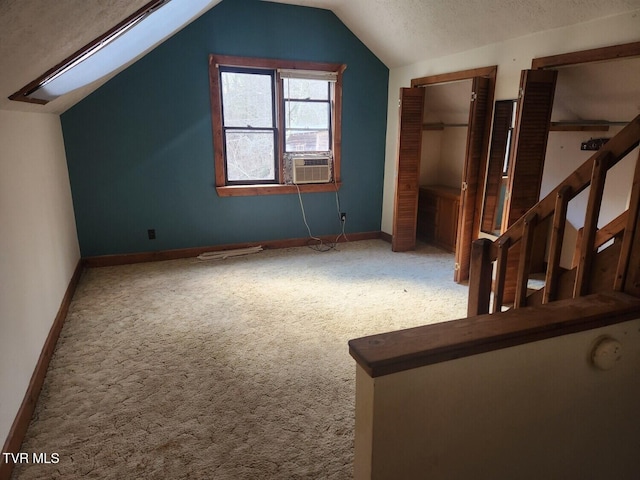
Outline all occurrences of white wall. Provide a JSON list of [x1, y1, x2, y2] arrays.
[[419, 129, 467, 188], [0, 110, 80, 446], [355, 317, 640, 479], [437, 127, 467, 188], [381, 10, 640, 233], [419, 131, 442, 185]]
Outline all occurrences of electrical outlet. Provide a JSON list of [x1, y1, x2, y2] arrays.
[[147, 229, 156, 240], [340, 212, 346, 222]]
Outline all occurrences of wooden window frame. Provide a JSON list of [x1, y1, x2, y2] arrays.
[[209, 54, 345, 197]]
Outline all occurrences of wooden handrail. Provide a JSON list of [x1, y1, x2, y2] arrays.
[[615, 149, 640, 293], [352, 291, 640, 377], [573, 210, 629, 268], [469, 114, 640, 315], [491, 116, 640, 257], [595, 211, 629, 248]]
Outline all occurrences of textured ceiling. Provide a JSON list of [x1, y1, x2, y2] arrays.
[[271, 0, 640, 68], [0, 0, 221, 114], [1, 0, 640, 114]]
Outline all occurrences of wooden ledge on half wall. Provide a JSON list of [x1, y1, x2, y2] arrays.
[[82, 231, 384, 267], [349, 291, 640, 378]]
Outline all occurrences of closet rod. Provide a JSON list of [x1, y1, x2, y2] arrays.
[[422, 122, 469, 130]]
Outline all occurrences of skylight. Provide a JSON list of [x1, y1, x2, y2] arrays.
[[10, 0, 215, 104]]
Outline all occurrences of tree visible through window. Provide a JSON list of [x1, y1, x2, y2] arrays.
[[209, 55, 345, 196]]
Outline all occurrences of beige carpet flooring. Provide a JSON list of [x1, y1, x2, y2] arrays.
[[12, 239, 468, 479]]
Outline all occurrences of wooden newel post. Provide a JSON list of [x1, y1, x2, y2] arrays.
[[468, 238, 493, 316]]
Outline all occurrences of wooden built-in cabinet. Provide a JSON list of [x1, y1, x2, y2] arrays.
[[417, 185, 461, 252]]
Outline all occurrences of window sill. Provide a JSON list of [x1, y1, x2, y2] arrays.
[[216, 182, 342, 197]]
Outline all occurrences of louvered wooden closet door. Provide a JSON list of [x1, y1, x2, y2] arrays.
[[501, 68, 557, 302], [455, 76, 491, 282], [392, 87, 425, 252], [503, 69, 557, 229], [482, 100, 513, 233]]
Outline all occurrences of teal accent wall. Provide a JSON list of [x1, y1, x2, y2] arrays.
[[62, 0, 389, 256]]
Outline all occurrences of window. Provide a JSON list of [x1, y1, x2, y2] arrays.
[[220, 67, 277, 183], [209, 55, 345, 196], [283, 77, 331, 153]]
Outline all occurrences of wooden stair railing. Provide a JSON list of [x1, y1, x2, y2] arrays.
[[468, 114, 640, 316], [521, 212, 629, 308], [572, 210, 628, 269]]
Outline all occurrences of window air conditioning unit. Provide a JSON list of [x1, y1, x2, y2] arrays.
[[292, 157, 331, 184]]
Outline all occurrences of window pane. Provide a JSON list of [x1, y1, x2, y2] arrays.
[[221, 71, 273, 128], [283, 78, 328, 100], [286, 130, 330, 152], [225, 130, 275, 181], [285, 101, 329, 129], [283, 77, 331, 153]]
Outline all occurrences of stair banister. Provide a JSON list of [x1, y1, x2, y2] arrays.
[[468, 114, 640, 315]]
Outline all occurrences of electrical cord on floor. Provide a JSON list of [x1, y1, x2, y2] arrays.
[[296, 183, 337, 252], [333, 179, 349, 244]]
